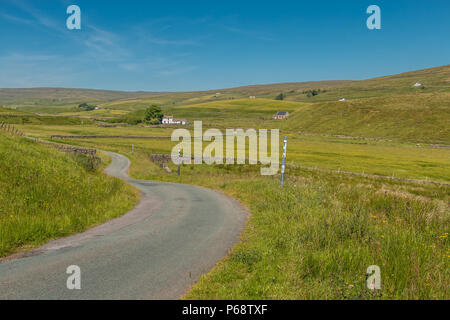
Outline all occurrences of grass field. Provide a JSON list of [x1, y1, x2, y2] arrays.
[[183, 169, 449, 299], [3, 65, 449, 144], [0, 131, 139, 257], [2, 65, 448, 111], [26, 132, 448, 299], [17, 123, 450, 183], [0, 106, 91, 125], [281, 93, 450, 144]]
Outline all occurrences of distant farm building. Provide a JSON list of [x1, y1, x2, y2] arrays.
[[412, 82, 422, 87], [339, 98, 346, 102], [162, 116, 174, 124], [174, 119, 187, 125], [249, 96, 256, 99], [273, 111, 289, 120], [161, 116, 187, 125]]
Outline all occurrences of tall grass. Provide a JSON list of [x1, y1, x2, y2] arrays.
[[49, 141, 448, 299], [179, 167, 449, 299], [0, 132, 139, 257]]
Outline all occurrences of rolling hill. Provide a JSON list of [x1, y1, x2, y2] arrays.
[[1, 65, 449, 143]]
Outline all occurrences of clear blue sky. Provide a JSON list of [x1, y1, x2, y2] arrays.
[[0, 0, 449, 91]]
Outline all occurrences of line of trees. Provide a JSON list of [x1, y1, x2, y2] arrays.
[[302, 89, 327, 97], [78, 103, 97, 111]]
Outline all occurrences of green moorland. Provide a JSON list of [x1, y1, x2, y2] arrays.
[[0, 131, 139, 257], [280, 92, 450, 144], [2, 64, 449, 298], [0, 106, 91, 125], [17, 123, 450, 183], [182, 167, 449, 299], [1, 65, 447, 112]]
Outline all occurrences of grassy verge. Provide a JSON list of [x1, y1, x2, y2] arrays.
[[102, 147, 449, 299], [34, 141, 449, 299], [182, 170, 449, 299], [0, 132, 140, 257]]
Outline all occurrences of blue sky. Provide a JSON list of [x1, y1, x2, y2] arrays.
[[0, 0, 449, 91]]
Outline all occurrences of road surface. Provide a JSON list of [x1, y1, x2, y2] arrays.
[[0, 151, 247, 299]]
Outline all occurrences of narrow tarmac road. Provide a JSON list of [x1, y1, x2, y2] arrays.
[[0, 151, 247, 299]]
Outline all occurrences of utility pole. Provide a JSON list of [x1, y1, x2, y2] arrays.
[[281, 136, 287, 186], [178, 148, 181, 176]]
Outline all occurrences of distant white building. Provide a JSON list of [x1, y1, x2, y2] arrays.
[[162, 115, 174, 124], [339, 98, 346, 102], [249, 96, 256, 99], [413, 82, 422, 87], [161, 116, 187, 125]]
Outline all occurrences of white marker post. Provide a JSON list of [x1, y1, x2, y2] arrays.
[[178, 148, 181, 176], [281, 136, 287, 186]]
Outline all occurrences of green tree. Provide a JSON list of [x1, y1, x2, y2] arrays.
[[144, 105, 163, 124], [275, 93, 284, 100], [78, 103, 96, 111]]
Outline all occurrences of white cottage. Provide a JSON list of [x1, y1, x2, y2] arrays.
[[162, 116, 174, 124]]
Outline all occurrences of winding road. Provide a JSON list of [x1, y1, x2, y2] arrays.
[[0, 151, 247, 299]]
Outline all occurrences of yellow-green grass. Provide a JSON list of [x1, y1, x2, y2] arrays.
[[5, 66, 448, 145], [5, 65, 448, 114], [164, 98, 307, 127], [281, 92, 450, 144], [109, 98, 308, 127], [15, 124, 174, 138], [95, 148, 450, 299], [18, 124, 450, 183], [61, 108, 130, 117], [63, 90, 450, 145], [39, 139, 449, 299], [17, 123, 449, 299], [0, 107, 90, 126], [183, 170, 449, 299], [0, 132, 140, 257]]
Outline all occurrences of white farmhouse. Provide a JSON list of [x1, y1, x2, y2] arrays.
[[412, 82, 422, 87], [161, 116, 187, 125], [162, 116, 174, 124]]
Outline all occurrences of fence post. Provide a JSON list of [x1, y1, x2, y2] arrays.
[[281, 136, 287, 187]]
